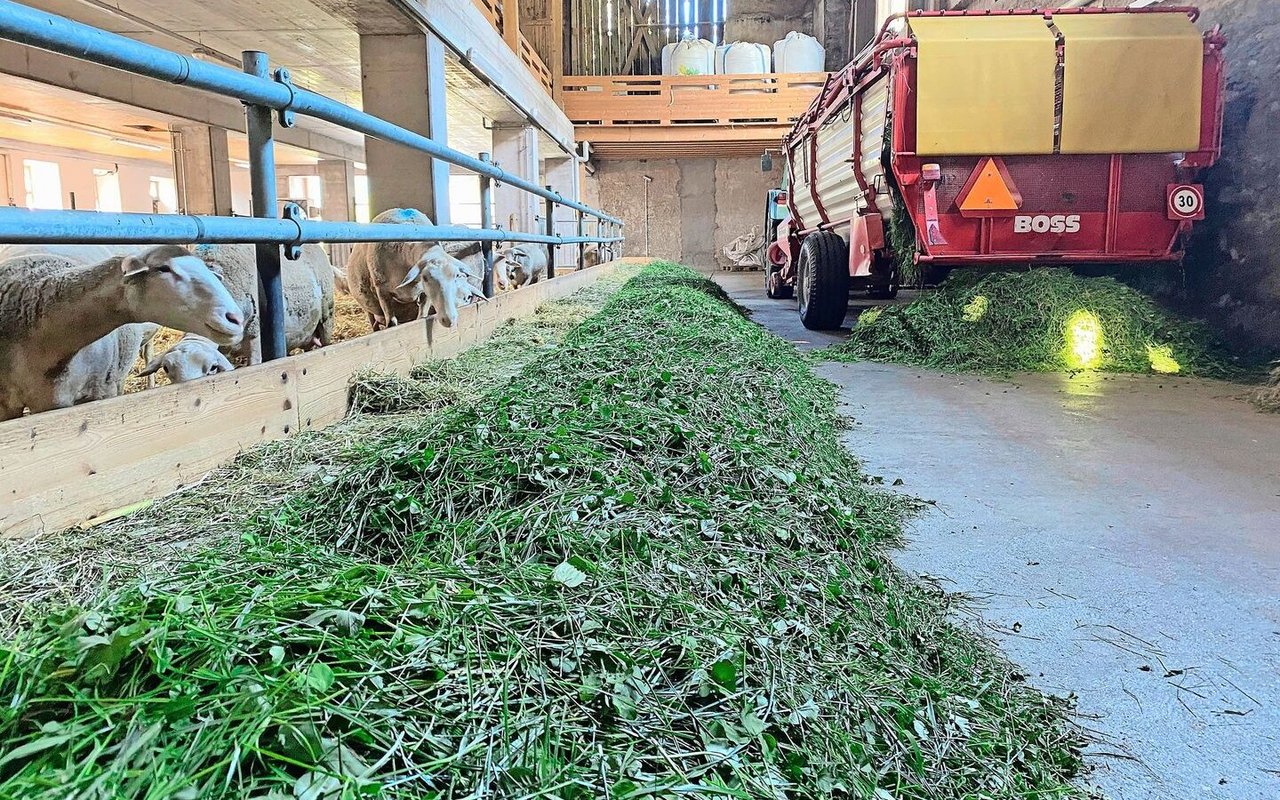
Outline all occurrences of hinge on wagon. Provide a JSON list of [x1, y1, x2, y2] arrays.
[[273, 67, 297, 128], [281, 203, 304, 260]]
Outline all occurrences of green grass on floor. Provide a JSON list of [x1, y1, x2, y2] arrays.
[[824, 268, 1258, 381], [0, 262, 1086, 799]]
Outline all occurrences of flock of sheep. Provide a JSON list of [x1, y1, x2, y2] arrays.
[[0, 206, 582, 422]]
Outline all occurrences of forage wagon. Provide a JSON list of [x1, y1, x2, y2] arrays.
[[763, 6, 1227, 330]]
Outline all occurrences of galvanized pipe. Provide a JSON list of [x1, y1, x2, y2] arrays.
[[0, 206, 621, 246], [544, 188, 556, 280], [576, 208, 585, 271], [0, 0, 623, 227], [242, 50, 287, 362], [479, 152, 495, 298]]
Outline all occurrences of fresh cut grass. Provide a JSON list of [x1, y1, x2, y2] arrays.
[[0, 262, 1085, 798], [825, 267, 1255, 380]]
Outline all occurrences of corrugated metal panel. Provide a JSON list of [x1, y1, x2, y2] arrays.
[[789, 141, 818, 229], [909, 16, 1058, 156], [858, 75, 893, 218], [1054, 13, 1202, 154], [813, 101, 860, 223]]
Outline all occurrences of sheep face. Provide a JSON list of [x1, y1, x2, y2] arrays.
[[139, 336, 235, 383], [394, 248, 484, 328], [121, 246, 245, 346]]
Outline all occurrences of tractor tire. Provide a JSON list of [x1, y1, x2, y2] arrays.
[[797, 232, 850, 330], [868, 272, 900, 300], [765, 268, 793, 299]]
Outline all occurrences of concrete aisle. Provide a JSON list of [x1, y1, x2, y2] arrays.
[[711, 270, 1280, 800]]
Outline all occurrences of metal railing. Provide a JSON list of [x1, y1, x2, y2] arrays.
[[0, 0, 623, 360]]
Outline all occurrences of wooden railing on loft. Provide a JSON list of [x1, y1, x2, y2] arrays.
[[562, 73, 829, 127], [472, 0, 555, 95]]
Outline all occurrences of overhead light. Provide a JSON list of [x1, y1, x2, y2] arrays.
[[110, 137, 165, 152], [0, 110, 32, 126]]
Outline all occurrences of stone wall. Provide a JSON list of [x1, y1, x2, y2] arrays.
[[585, 157, 784, 269]]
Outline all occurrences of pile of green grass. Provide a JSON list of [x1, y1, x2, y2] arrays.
[[827, 267, 1247, 378], [0, 263, 1085, 798], [1255, 366, 1280, 412]]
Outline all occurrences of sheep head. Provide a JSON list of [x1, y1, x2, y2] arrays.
[[121, 245, 245, 346], [139, 335, 235, 383], [395, 246, 484, 328]]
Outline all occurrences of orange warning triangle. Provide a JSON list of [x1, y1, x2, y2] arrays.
[[959, 158, 1021, 212]]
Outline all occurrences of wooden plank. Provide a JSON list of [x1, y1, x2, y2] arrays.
[[550, 0, 565, 100], [562, 73, 827, 130], [502, 0, 521, 52], [0, 362, 300, 539], [293, 319, 432, 429], [0, 263, 622, 540]]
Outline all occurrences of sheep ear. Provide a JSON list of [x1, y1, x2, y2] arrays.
[[138, 356, 165, 377], [121, 255, 149, 281], [395, 263, 422, 290]]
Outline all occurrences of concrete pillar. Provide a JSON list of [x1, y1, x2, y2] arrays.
[[318, 160, 357, 221], [358, 32, 450, 224], [168, 123, 233, 216], [542, 151, 580, 269], [492, 125, 540, 234]]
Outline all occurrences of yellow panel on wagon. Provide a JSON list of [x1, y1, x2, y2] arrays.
[[1054, 12, 1203, 154], [909, 16, 1059, 156]]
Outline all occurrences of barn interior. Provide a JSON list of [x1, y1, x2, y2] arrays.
[[0, 1, 1276, 798]]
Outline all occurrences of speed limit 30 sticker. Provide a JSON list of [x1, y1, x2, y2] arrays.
[[1168, 184, 1205, 221]]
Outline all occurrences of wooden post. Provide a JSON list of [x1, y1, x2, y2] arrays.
[[551, 0, 565, 100], [503, 0, 520, 52]]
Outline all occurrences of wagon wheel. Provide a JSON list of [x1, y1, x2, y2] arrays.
[[797, 232, 849, 330]]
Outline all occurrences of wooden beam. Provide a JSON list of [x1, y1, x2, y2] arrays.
[[503, 0, 521, 52], [550, 0, 565, 100]]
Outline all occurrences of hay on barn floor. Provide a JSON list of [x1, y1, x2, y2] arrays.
[[1254, 366, 1280, 412]]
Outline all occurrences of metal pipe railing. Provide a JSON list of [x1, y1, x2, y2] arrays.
[[0, 0, 622, 226], [0, 0, 624, 362], [242, 50, 287, 361], [0, 207, 622, 247]]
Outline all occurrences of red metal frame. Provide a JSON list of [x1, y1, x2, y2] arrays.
[[775, 6, 1225, 279]]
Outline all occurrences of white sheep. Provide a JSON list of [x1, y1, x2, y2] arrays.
[[138, 333, 235, 383], [0, 244, 164, 397], [0, 245, 245, 420], [345, 208, 484, 329], [494, 244, 548, 291], [192, 243, 335, 364], [56, 323, 160, 403]]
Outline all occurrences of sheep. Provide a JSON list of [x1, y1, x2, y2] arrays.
[[493, 244, 548, 291], [138, 333, 235, 384], [53, 323, 160, 404], [0, 245, 165, 398], [345, 208, 484, 329], [332, 264, 350, 295], [0, 245, 245, 420], [0, 244, 142, 264], [193, 243, 335, 364]]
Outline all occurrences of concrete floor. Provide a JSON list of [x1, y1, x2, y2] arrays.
[[711, 269, 1280, 800]]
